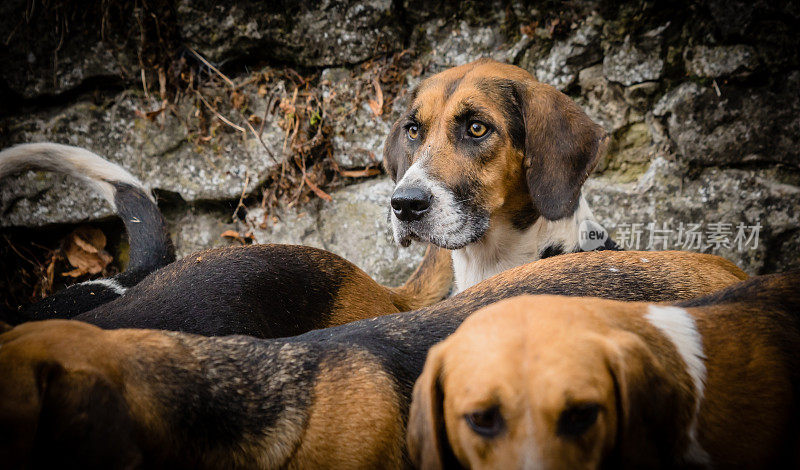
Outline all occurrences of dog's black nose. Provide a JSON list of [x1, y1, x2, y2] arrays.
[[391, 187, 432, 221]]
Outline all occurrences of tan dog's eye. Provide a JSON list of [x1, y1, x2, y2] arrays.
[[407, 124, 419, 140], [464, 406, 504, 438], [467, 121, 488, 138], [556, 403, 600, 438]]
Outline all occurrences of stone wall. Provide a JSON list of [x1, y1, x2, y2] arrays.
[[2, 0, 798, 302]]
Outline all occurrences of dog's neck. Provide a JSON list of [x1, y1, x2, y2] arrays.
[[451, 196, 595, 293]]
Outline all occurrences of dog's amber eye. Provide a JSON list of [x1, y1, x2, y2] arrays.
[[464, 406, 504, 438], [556, 403, 600, 438], [467, 121, 488, 138], [407, 124, 419, 140]]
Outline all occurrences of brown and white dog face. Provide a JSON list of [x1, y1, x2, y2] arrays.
[[408, 296, 698, 469], [384, 59, 607, 250]]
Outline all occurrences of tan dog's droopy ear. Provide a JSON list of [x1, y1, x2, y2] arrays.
[[0, 359, 143, 469], [37, 364, 142, 468], [407, 343, 461, 470], [516, 80, 608, 220], [602, 332, 690, 468]]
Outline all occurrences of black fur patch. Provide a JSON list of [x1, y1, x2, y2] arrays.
[[23, 283, 122, 322], [150, 335, 321, 467], [540, 244, 564, 259], [510, 200, 538, 231], [676, 271, 799, 310], [74, 245, 351, 338], [598, 237, 622, 251]]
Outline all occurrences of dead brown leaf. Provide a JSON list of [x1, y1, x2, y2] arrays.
[[304, 175, 333, 202], [231, 90, 248, 110], [135, 107, 166, 121], [220, 230, 253, 245], [62, 226, 113, 278], [339, 168, 382, 178], [367, 77, 384, 117]]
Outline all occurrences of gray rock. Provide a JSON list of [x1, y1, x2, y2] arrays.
[[685, 45, 758, 78], [531, 13, 603, 90], [623, 81, 660, 112], [653, 75, 800, 168], [586, 157, 800, 275], [239, 178, 425, 286], [594, 122, 656, 183], [165, 206, 241, 259], [421, 20, 509, 70], [2, 41, 126, 99], [0, 0, 133, 99], [332, 110, 390, 168], [322, 67, 396, 169], [177, 0, 403, 67], [244, 206, 325, 250], [1, 92, 285, 227], [576, 65, 632, 133], [1, 172, 111, 227], [315, 178, 425, 286], [603, 35, 664, 86]]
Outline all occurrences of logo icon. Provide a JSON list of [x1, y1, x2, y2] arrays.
[[579, 219, 609, 251]]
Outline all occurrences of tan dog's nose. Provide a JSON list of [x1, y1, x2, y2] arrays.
[[391, 186, 432, 221]]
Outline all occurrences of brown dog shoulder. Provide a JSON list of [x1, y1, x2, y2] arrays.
[[469, 250, 748, 304], [409, 272, 800, 469]]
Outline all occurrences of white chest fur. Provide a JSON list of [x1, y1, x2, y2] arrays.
[[451, 196, 594, 292]]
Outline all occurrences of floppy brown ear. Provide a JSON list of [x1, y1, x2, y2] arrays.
[[602, 332, 691, 468], [383, 116, 413, 182], [32, 362, 142, 469], [516, 80, 608, 220], [407, 343, 461, 470]]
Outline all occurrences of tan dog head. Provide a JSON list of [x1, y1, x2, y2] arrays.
[[0, 320, 150, 468], [407, 295, 697, 469], [384, 59, 607, 249]]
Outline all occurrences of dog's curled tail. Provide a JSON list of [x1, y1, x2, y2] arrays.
[[389, 245, 453, 311], [1, 143, 175, 319]]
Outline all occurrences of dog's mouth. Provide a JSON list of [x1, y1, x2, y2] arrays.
[[393, 216, 489, 250], [394, 222, 424, 248], [398, 231, 421, 248]]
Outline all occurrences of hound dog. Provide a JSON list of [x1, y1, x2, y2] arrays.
[[0, 251, 746, 469], [384, 59, 618, 292], [2, 143, 452, 336], [408, 272, 800, 469]]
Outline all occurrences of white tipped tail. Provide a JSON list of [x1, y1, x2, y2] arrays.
[[0, 142, 153, 209], [1, 141, 174, 286]]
